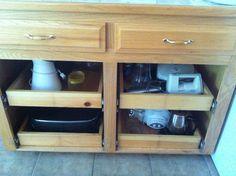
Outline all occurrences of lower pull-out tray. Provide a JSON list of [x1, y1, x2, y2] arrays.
[[117, 111, 202, 153], [17, 118, 103, 152]]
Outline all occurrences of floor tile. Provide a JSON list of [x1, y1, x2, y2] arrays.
[[204, 156, 219, 176], [150, 155, 211, 176], [32, 152, 94, 176], [0, 151, 39, 176], [93, 154, 152, 176]]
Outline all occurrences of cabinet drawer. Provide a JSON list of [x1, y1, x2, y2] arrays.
[[6, 68, 102, 108], [119, 66, 213, 111], [114, 23, 236, 54], [0, 20, 106, 52]]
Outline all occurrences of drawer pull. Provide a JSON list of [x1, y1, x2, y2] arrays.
[[25, 34, 56, 40], [163, 38, 193, 45]]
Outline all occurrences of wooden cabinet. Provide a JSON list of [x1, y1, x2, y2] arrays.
[[0, 2, 236, 155]]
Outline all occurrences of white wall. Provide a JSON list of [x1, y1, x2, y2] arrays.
[[212, 92, 236, 176]]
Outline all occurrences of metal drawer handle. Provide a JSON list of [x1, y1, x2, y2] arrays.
[[25, 34, 56, 40], [163, 38, 193, 45]]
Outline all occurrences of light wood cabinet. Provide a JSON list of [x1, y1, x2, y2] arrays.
[[0, 2, 236, 155]]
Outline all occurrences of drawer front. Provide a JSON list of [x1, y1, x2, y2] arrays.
[[0, 20, 106, 52], [114, 23, 236, 54]]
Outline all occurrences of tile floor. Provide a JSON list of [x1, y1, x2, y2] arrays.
[[0, 138, 219, 176]]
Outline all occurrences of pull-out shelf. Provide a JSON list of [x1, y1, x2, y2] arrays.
[[118, 111, 201, 153], [6, 68, 103, 108], [17, 118, 103, 152], [119, 66, 214, 111]]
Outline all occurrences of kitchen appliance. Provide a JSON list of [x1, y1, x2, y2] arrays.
[[33, 60, 57, 74], [30, 108, 101, 133], [129, 109, 170, 130], [167, 111, 196, 135], [31, 60, 62, 91], [157, 64, 195, 81], [166, 73, 203, 94], [125, 64, 152, 86], [143, 110, 171, 129]]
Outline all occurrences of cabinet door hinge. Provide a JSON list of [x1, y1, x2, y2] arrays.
[[116, 99, 119, 113], [102, 99, 104, 112], [116, 140, 119, 148], [210, 99, 217, 113], [1, 93, 9, 109], [199, 138, 205, 151], [13, 136, 20, 148]]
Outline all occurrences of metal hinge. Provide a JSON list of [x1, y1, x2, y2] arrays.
[[1, 93, 9, 109], [199, 139, 205, 150], [102, 99, 104, 112], [210, 99, 217, 113], [13, 136, 20, 148], [101, 139, 119, 149], [116, 140, 119, 148], [116, 99, 119, 113]]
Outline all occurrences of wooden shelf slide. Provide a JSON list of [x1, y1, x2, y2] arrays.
[[17, 118, 103, 149], [6, 68, 102, 108], [118, 111, 201, 152], [119, 66, 214, 111]]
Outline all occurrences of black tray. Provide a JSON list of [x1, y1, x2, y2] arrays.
[[29, 108, 101, 133]]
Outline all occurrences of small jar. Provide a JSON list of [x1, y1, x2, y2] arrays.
[[68, 71, 85, 91]]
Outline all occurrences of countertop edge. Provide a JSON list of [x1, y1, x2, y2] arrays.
[[0, 1, 236, 17]]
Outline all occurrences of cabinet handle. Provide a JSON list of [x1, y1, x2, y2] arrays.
[[25, 34, 56, 40], [163, 38, 193, 45]]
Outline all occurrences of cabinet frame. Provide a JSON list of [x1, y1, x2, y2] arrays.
[[0, 2, 236, 154]]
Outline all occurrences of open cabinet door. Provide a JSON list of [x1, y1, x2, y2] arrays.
[[0, 60, 26, 150], [201, 58, 236, 154], [0, 90, 17, 150]]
